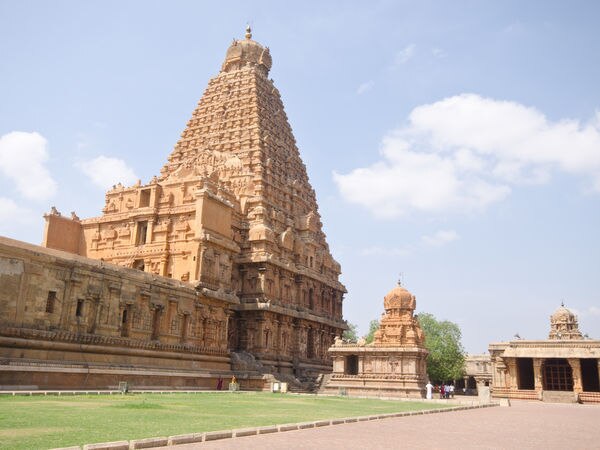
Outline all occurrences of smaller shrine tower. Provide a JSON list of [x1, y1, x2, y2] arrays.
[[548, 304, 583, 340], [323, 283, 429, 398]]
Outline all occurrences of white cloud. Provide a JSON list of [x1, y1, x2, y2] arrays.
[[77, 156, 138, 189], [394, 44, 416, 66], [589, 306, 600, 317], [0, 197, 35, 229], [422, 230, 459, 246], [357, 80, 374, 95], [0, 131, 57, 200], [334, 94, 600, 217]]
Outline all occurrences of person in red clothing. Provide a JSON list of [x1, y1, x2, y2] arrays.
[[439, 384, 445, 399]]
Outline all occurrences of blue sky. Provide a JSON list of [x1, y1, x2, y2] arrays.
[[1, 1, 599, 352]]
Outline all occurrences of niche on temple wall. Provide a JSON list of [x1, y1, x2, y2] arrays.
[[139, 188, 151, 208]]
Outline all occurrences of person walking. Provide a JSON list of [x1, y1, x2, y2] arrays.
[[426, 382, 433, 400]]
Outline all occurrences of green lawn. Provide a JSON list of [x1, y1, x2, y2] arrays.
[[0, 392, 449, 449]]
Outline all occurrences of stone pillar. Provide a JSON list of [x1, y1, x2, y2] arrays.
[[533, 358, 543, 391], [128, 221, 135, 245], [568, 358, 583, 394], [274, 319, 281, 351], [506, 358, 518, 390], [180, 312, 190, 344], [160, 254, 169, 277]]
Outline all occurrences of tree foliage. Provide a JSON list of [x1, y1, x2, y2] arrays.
[[342, 321, 358, 342], [364, 319, 380, 344], [417, 312, 465, 383]]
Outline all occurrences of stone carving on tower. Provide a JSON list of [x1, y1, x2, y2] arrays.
[[41, 26, 346, 375], [372, 284, 426, 347]]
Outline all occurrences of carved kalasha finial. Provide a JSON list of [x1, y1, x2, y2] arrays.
[[245, 24, 252, 39]]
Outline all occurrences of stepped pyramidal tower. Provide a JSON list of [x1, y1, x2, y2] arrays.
[[41, 26, 346, 375]]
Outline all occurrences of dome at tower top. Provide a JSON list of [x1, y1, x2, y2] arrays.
[[383, 284, 416, 311], [221, 26, 272, 74], [551, 304, 576, 322], [548, 303, 583, 340]]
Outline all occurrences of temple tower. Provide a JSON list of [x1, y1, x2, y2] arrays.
[[548, 304, 583, 340], [324, 283, 429, 398], [42, 27, 346, 375]]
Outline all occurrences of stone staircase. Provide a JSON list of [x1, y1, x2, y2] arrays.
[[230, 351, 321, 394], [542, 390, 578, 403]]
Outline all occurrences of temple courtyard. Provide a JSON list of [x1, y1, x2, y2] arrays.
[[175, 400, 599, 450]]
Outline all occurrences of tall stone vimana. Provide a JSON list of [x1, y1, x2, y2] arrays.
[[0, 27, 345, 390]]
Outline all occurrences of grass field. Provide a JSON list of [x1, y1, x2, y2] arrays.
[[0, 392, 449, 449]]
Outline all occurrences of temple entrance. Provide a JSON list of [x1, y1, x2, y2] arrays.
[[581, 358, 600, 392], [345, 355, 358, 375], [543, 358, 573, 391], [517, 358, 535, 390]]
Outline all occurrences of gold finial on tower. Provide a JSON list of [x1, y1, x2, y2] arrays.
[[245, 24, 252, 40]]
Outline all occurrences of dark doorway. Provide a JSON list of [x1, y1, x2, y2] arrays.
[[120, 307, 130, 338], [467, 376, 477, 390], [581, 358, 600, 392], [517, 358, 535, 390], [543, 358, 573, 391], [345, 355, 359, 375]]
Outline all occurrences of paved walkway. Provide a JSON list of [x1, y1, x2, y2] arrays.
[[170, 401, 599, 450]]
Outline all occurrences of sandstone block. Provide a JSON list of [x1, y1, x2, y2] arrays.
[[129, 437, 168, 449], [83, 441, 129, 450], [167, 433, 204, 445], [204, 430, 233, 441], [257, 425, 278, 434]]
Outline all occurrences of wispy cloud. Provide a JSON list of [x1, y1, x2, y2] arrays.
[[432, 47, 447, 59], [588, 306, 600, 317], [422, 230, 459, 246], [334, 94, 600, 218], [357, 80, 374, 95], [393, 44, 416, 66], [0, 197, 35, 227], [76, 155, 138, 189], [0, 131, 57, 201], [360, 246, 410, 257]]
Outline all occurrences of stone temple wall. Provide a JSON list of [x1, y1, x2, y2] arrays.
[[0, 236, 270, 390]]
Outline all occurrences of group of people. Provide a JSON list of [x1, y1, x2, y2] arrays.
[[425, 382, 455, 400], [438, 383, 455, 399]]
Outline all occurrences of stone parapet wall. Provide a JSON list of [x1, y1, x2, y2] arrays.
[[579, 392, 600, 403], [491, 388, 540, 400]]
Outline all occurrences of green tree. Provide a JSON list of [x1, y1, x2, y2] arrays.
[[364, 319, 380, 344], [417, 312, 465, 383], [342, 321, 358, 342]]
